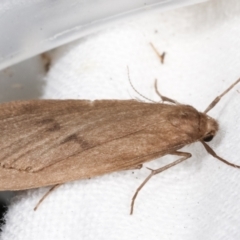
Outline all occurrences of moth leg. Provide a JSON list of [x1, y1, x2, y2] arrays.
[[34, 184, 61, 211], [154, 79, 180, 105], [130, 151, 191, 215]]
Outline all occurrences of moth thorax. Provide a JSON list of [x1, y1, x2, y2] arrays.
[[201, 114, 219, 142]]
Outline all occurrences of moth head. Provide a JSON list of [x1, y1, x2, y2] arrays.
[[201, 115, 219, 142]]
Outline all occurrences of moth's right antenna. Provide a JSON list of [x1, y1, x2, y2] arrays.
[[201, 141, 240, 168], [204, 78, 240, 114]]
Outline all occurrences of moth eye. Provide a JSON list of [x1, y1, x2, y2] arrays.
[[203, 135, 214, 142]]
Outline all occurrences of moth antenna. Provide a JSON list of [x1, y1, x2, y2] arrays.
[[149, 42, 166, 64], [34, 184, 61, 211], [204, 78, 240, 113], [201, 141, 240, 168], [127, 66, 156, 103]]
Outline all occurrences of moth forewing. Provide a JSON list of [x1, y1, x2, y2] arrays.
[[0, 101, 201, 190]]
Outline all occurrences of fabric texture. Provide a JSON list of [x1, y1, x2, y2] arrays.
[[2, 0, 240, 239]]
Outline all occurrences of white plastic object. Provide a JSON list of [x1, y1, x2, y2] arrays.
[[0, 0, 207, 71]]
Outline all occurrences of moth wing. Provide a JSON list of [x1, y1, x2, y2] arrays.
[[0, 100, 199, 189], [0, 100, 165, 172]]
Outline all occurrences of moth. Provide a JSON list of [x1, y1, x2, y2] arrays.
[[0, 76, 239, 214]]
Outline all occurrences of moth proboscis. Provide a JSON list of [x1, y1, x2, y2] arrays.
[[0, 75, 239, 214]]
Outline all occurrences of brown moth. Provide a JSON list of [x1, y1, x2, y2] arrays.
[[0, 77, 239, 214]]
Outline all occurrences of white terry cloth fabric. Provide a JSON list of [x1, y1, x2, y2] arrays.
[[2, 0, 240, 239]]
